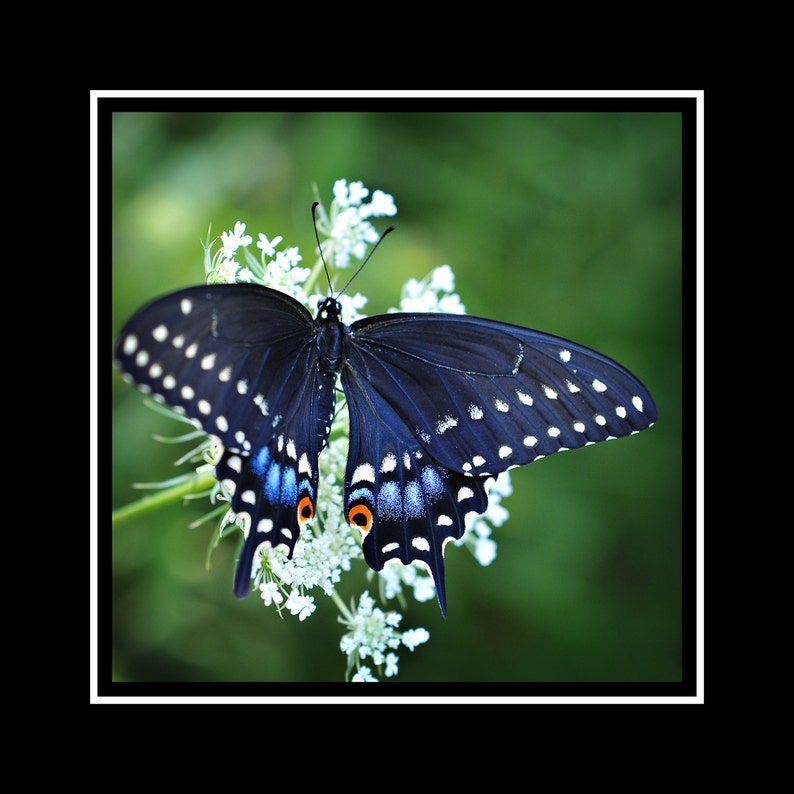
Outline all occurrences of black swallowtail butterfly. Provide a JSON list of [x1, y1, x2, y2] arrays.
[[114, 229, 656, 616]]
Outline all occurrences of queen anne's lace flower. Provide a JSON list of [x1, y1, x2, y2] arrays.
[[166, 180, 509, 680]]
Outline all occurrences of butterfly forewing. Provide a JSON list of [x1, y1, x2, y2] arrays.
[[348, 313, 657, 477], [115, 285, 320, 448]]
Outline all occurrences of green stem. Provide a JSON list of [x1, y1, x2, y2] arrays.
[[112, 472, 216, 527], [331, 587, 354, 623]]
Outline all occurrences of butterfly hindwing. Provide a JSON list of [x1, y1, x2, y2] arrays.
[[347, 312, 657, 477], [342, 365, 491, 616], [216, 428, 321, 598]]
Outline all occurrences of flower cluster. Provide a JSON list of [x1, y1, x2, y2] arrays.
[[340, 591, 430, 681], [146, 180, 510, 681], [312, 180, 397, 270]]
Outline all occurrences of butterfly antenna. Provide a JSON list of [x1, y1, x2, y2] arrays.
[[312, 201, 334, 295], [337, 224, 395, 298]]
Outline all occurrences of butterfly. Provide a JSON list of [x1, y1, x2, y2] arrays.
[[114, 221, 657, 616]]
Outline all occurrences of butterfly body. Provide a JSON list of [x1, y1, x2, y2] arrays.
[[115, 283, 656, 615]]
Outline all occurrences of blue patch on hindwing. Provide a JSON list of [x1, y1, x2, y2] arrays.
[[280, 467, 297, 505], [251, 446, 270, 476], [265, 461, 281, 502]]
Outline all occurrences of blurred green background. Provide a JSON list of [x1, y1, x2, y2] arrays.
[[107, 104, 688, 688]]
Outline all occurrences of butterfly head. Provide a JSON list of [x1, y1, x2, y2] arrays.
[[317, 295, 343, 322]]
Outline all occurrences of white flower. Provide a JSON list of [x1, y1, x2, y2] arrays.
[[259, 580, 284, 606], [334, 179, 369, 208], [257, 233, 283, 257], [430, 264, 456, 293], [279, 246, 303, 268], [401, 627, 430, 651], [361, 189, 397, 218], [285, 590, 316, 621], [412, 575, 437, 603], [319, 180, 396, 271], [351, 666, 378, 682], [384, 653, 399, 677], [216, 258, 239, 283], [221, 221, 252, 258], [474, 537, 498, 566], [398, 265, 467, 314]]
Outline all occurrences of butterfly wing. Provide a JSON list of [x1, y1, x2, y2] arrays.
[[341, 366, 491, 617], [342, 312, 657, 614], [114, 284, 329, 597], [347, 313, 657, 475]]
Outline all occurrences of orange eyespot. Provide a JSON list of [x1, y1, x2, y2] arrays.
[[348, 504, 373, 536], [297, 496, 314, 526]]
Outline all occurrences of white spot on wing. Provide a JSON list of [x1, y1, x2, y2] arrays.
[[411, 537, 430, 552], [468, 404, 483, 420], [152, 325, 168, 342], [257, 518, 273, 533], [512, 343, 524, 375], [592, 379, 607, 393], [632, 395, 644, 412], [352, 463, 376, 483], [180, 298, 192, 315], [254, 393, 269, 416], [436, 415, 458, 434]]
